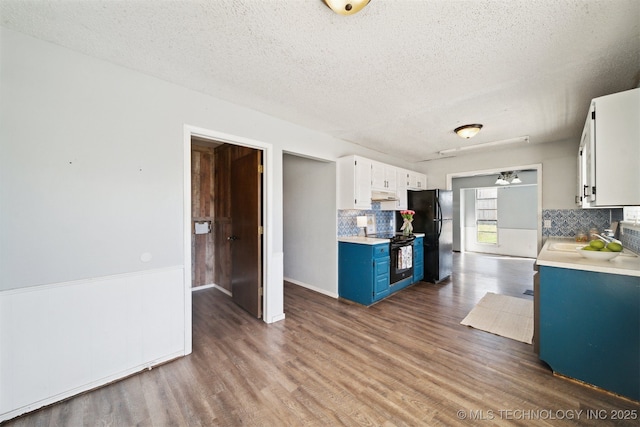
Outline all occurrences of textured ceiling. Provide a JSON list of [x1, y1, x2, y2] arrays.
[[1, 0, 639, 162]]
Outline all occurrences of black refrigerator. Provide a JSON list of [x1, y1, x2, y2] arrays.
[[397, 189, 453, 283]]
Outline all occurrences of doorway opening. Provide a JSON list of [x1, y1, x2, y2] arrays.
[[447, 164, 542, 258], [183, 125, 281, 354], [282, 153, 338, 298], [190, 137, 263, 317]]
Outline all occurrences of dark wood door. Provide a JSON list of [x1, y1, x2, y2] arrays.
[[230, 151, 262, 317]]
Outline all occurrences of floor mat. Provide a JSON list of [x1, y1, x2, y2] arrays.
[[460, 292, 533, 344]]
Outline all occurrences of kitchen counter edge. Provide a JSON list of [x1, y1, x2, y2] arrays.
[[338, 233, 425, 245], [536, 238, 640, 277]]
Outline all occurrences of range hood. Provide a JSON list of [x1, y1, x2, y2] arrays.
[[371, 190, 399, 201]]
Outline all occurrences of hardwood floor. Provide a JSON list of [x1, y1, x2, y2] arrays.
[[4, 252, 639, 426]]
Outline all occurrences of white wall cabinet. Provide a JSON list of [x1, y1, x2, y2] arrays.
[[578, 88, 640, 207], [407, 170, 427, 190], [577, 113, 595, 207], [396, 171, 408, 210], [337, 155, 372, 210], [381, 168, 408, 210], [371, 161, 397, 192], [337, 156, 427, 210]]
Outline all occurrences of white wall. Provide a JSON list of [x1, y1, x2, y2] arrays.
[[421, 139, 578, 210], [0, 27, 413, 421], [0, 27, 413, 292], [464, 228, 539, 257], [283, 155, 337, 297]]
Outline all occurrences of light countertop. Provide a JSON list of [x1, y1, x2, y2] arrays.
[[536, 238, 640, 277], [338, 233, 425, 245]]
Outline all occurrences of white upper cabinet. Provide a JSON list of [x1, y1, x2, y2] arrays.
[[337, 156, 427, 210], [396, 169, 409, 210], [579, 88, 640, 207], [407, 170, 427, 190], [371, 161, 397, 192], [578, 112, 595, 207], [337, 155, 372, 210]]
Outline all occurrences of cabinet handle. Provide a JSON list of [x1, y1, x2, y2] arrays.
[[583, 185, 589, 197]]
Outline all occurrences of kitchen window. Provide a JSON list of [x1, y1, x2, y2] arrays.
[[476, 188, 498, 244]]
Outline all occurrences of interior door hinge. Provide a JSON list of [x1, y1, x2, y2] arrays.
[[258, 164, 264, 173], [259, 287, 263, 296], [258, 225, 264, 235]]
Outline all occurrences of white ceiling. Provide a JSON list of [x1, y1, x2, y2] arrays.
[[1, 0, 638, 163]]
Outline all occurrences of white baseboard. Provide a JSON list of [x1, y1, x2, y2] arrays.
[[284, 277, 338, 298], [192, 283, 232, 297]]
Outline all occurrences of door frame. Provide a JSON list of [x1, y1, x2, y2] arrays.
[[446, 163, 543, 254], [183, 125, 281, 354]]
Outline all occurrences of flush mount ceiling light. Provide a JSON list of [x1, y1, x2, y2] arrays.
[[495, 171, 522, 185], [323, 0, 371, 15], [454, 124, 483, 139]]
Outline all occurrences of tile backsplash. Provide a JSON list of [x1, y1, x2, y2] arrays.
[[337, 207, 640, 253], [620, 224, 640, 254], [338, 202, 395, 237], [542, 208, 623, 238]]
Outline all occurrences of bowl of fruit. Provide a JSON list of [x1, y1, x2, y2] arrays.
[[576, 239, 624, 260]]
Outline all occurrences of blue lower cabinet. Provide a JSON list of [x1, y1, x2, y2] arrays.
[[539, 266, 640, 401], [339, 242, 390, 306], [413, 237, 424, 282], [374, 257, 390, 299]]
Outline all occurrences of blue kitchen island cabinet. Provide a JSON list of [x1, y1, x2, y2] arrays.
[[413, 236, 424, 282], [339, 242, 390, 306], [538, 265, 640, 401]]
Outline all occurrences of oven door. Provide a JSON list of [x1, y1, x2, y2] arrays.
[[390, 242, 413, 284]]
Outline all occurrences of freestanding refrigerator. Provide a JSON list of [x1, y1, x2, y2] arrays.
[[397, 189, 453, 283]]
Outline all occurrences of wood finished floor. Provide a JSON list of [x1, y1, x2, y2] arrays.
[[4, 252, 639, 426]]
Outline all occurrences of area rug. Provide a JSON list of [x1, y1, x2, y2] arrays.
[[460, 292, 534, 344]]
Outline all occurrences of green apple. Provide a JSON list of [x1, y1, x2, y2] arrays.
[[606, 242, 623, 252]]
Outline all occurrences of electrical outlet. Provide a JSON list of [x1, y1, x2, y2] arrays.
[[544, 219, 552, 228]]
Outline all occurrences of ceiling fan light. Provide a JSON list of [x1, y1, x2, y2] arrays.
[[323, 0, 371, 15], [454, 124, 483, 139]]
